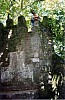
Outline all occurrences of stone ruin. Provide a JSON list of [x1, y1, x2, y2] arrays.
[[0, 15, 64, 94], [0, 15, 52, 90]]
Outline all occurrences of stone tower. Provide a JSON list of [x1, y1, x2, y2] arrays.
[[0, 15, 53, 90]]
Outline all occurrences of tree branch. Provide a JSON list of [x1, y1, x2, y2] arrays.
[[21, 0, 23, 9], [22, 0, 38, 10]]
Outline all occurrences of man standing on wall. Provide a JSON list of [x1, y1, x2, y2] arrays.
[[31, 9, 40, 27]]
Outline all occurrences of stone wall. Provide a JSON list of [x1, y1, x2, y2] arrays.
[[0, 15, 53, 90]]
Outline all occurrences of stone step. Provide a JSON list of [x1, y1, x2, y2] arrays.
[[0, 89, 36, 99]]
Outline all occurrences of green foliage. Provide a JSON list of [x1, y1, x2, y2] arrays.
[[49, 10, 64, 58]]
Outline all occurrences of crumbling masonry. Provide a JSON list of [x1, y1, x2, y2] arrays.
[[0, 15, 64, 92]]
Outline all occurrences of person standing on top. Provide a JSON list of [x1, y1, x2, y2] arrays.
[[31, 9, 40, 27]]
